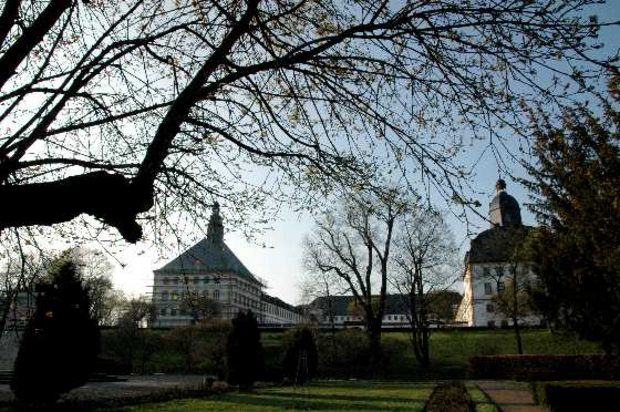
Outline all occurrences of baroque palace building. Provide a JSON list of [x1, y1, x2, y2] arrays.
[[151, 203, 304, 327], [456, 179, 542, 327]]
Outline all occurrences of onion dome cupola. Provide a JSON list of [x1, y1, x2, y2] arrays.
[[489, 179, 522, 227], [207, 202, 224, 244]]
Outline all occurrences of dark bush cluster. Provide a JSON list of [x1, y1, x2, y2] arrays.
[[100, 321, 230, 376], [469, 354, 620, 381], [317, 330, 372, 378], [531, 381, 620, 412], [424, 381, 475, 412]]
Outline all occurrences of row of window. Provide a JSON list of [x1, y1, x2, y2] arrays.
[[158, 276, 261, 295], [265, 304, 298, 320], [481, 265, 531, 279], [160, 276, 221, 285], [233, 293, 259, 309], [324, 315, 408, 322], [160, 290, 220, 301]]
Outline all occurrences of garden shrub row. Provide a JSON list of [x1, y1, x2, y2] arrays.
[[530, 381, 620, 411], [469, 354, 620, 380]]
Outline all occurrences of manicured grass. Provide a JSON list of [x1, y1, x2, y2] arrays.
[[108, 381, 434, 412], [423, 329, 601, 367]]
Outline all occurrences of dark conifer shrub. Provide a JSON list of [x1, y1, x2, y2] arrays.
[[226, 310, 264, 389], [11, 257, 100, 404]]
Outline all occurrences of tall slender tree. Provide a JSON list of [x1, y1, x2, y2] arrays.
[[391, 208, 458, 367], [304, 191, 407, 366]]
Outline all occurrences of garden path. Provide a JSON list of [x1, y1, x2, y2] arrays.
[[475, 380, 547, 412]]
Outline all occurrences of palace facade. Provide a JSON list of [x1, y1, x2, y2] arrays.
[[151, 204, 303, 327]]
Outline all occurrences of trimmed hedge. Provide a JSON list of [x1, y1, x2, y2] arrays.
[[424, 381, 475, 412], [469, 354, 620, 381], [530, 381, 620, 412]]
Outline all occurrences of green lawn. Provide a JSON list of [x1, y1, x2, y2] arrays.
[[427, 329, 601, 367], [108, 381, 434, 412]]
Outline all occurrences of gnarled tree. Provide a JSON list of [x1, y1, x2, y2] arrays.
[[0, 0, 612, 243], [391, 207, 458, 367]]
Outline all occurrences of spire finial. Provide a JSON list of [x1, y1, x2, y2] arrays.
[[207, 202, 224, 244]]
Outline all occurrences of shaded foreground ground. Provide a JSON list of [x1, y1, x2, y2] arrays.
[[0, 377, 545, 411], [108, 381, 434, 412]]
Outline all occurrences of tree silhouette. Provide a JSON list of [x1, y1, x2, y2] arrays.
[[226, 310, 264, 389], [11, 255, 100, 404], [523, 74, 620, 353], [0, 1, 612, 242]]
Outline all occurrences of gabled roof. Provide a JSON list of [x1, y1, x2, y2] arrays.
[[156, 238, 262, 285]]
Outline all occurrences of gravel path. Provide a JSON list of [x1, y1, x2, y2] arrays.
[[0, 374, 207, 405], [475, 380, 547, 412]]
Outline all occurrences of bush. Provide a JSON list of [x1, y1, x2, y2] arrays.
[[103, 321, 162, 374], [425, 381, 475, 412], [283, 326, 318, 384], [226, 310, 264, 388], [531, 381, 620, 411], [193, 321, 230, 379], [11, 258, 100, 404], [317, 329, 371, 378], [469, 354, 620, 381]]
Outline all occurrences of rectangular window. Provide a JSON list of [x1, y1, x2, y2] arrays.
[[170, 308, 177, 316], [484, 283, 493, 294], [161, 292, 169, 301], [487, 320, 496, 328], [497, 281, 505, 294], [486, 303, 495, 313], [160, 308, 166, 316]]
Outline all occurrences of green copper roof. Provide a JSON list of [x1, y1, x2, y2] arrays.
[[157, 238, 261, 284]]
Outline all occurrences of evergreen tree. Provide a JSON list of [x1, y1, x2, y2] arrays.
[[522, 74, 620, 353], [11, 256, 100, 403], [226, 310, 264, 389], [283, 326, 318, 384]]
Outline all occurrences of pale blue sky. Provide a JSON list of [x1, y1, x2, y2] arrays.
[[112, 2, 620, 305]]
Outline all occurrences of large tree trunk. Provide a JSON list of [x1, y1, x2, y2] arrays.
[[367, 317, 383, 377]]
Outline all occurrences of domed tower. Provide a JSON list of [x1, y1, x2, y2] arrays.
[[489, 179, 522, 227]]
